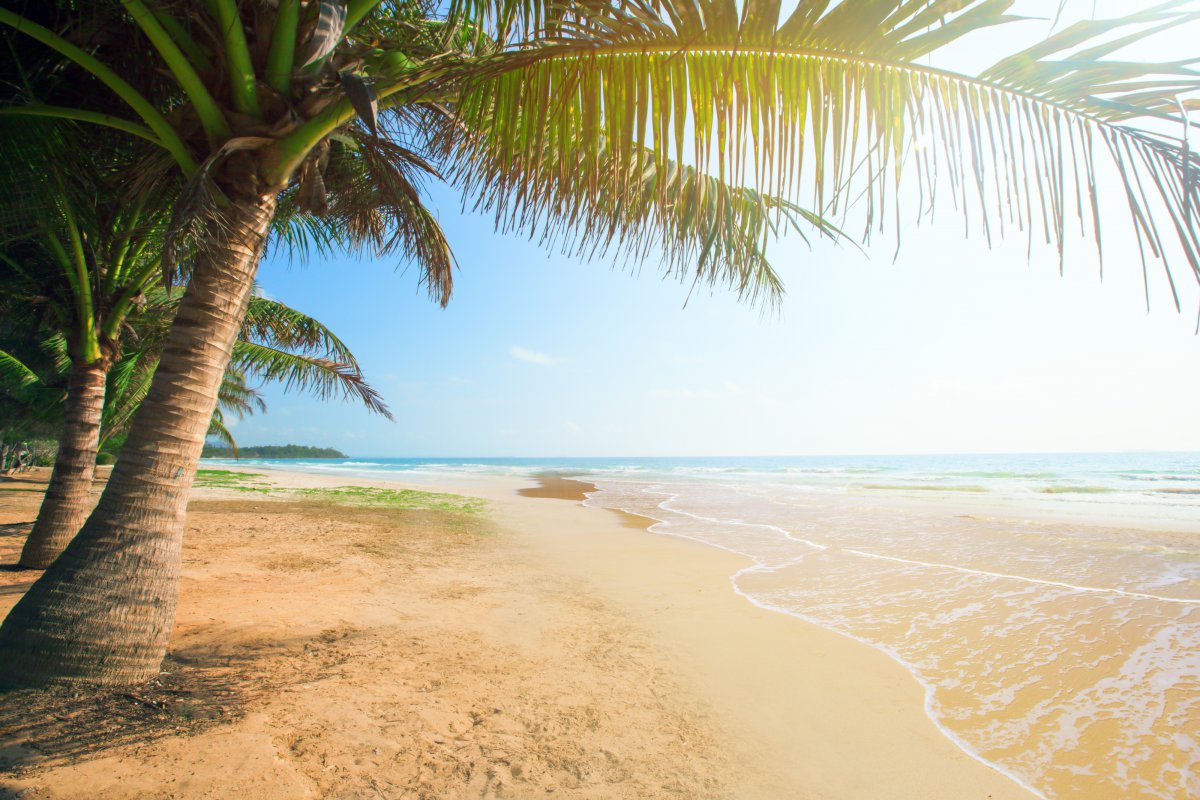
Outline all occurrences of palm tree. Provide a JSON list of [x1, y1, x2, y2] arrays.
[[0, 0, 1197, 688], [0, 110, 389, 568], [0, 281, 390, 566], [0, 309, 62, 475], [0, 118, 177, 571], [102, 288, 393, 453]]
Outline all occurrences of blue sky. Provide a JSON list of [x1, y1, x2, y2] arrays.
[[227, 1, 1200, 457]]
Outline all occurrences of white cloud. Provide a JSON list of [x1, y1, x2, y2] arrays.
[[564, 420, 582, 433], [510, 345, 564, 366]]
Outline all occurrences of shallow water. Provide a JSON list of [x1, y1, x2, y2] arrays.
[[584, 478, 1200, 800], [205, 452, 1200, 799]]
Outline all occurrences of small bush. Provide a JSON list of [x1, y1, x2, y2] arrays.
[[26, 439, 57, 467]]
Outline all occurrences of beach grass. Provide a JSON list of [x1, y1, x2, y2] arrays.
[[194, 469, 270, 488], [193, 470, 486, 513], [288, 486, 487, 513]]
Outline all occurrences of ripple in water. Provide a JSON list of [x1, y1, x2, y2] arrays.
[[585, 480, 1200, 800]]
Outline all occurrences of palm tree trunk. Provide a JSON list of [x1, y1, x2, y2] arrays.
[[0, 192, 277, 688], [19, 362, 109, 569]]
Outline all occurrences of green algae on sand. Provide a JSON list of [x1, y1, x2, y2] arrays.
[[194, 471, 486, 513], [287, 486, 487, 513], [194, 469, 270, 488]]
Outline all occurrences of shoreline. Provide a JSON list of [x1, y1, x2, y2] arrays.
[[550, 473, 1047, 799], [503, 472, 1037, 798], [517, 474, 655, 530], [1, 465, 1037, 798], [197, 455, 1200, 535], [222, 464, 1037, 798]]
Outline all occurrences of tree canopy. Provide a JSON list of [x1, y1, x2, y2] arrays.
[[199, 444, 348, 458]]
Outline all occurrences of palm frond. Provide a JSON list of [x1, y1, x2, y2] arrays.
[[99, 347, 158, 445], [216, 369, 267, 419], [275, 123, 456, 307], [0, 348, 65, 414], [39, 333, 71, 376], [0, 115, 78, 238], [440, 120, 849, 304], [443, 0, 1200, 308], [206, 407, 239, 454], [241, 294, 360, 366], [229, 340, 394, 420]]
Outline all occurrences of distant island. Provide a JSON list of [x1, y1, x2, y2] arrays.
[[200, 444, 348, 459]]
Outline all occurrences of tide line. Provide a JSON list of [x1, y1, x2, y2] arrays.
[[840, 548, 1200, 606], [584, 483, 1048, 799], [726, 561, 1051, 800], [650, 488, 830, 552]]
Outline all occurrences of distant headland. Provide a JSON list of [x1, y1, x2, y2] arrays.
[[200, 444, 347, 459]]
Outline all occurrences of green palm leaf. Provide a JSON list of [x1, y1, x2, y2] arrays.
[[206, 408, 239, 453], [202, 371, 267, 455], [215, 369, 267, 418], [442, 128, 850, 304], [99, 346, 158, 447], [444, 0, 1200, 308], [274, 126, 457, 307], [241, 295, 360, 366], [0, 348, 65, 416], [235, 291, 391, 419], [230, 340, 393, 421]]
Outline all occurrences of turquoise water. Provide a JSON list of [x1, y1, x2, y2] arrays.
[[204, 452, 1200, 528], [202, 451, 1200, 486], [202, 451, 1200, 798]]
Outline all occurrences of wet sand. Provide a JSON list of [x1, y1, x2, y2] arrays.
[[519, 473, 653, 529], [0, 467, 1034, 799]]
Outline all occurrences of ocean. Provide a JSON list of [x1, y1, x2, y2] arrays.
[[201, 452, 1200, 799]]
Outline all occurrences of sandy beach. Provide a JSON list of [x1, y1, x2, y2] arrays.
[[0, 466, 1033, 799]]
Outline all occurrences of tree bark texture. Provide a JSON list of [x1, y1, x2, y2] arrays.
[[19, 362, 109, 569], [0, 193, 277, 687]]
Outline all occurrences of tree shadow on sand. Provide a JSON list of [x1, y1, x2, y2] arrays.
[[0, 524, 32, 540], [0, 524, 38, 599], [0, 626, 368, 780], [0, 654, 252, 779]]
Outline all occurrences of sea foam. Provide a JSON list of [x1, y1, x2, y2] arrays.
[[583, 471, 1200, 800]]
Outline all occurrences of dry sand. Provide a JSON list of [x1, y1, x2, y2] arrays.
[[0, 467, 1034, 799]]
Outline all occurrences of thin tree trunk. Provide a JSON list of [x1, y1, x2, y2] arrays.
[[0, 192, 277, 688], [19, 362, 109, 569]]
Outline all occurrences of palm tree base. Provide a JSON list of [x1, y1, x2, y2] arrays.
[[0, 193, 276, 688], [0, 511, 182, 688]]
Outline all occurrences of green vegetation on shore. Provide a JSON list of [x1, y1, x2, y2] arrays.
[[194, 470, 271, 489], [193, 470, 485, 513], [290, 486, 487, 513], [201, 444, 348, 459]]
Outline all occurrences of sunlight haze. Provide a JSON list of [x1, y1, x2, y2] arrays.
[[230, 0, 1200, 457]]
